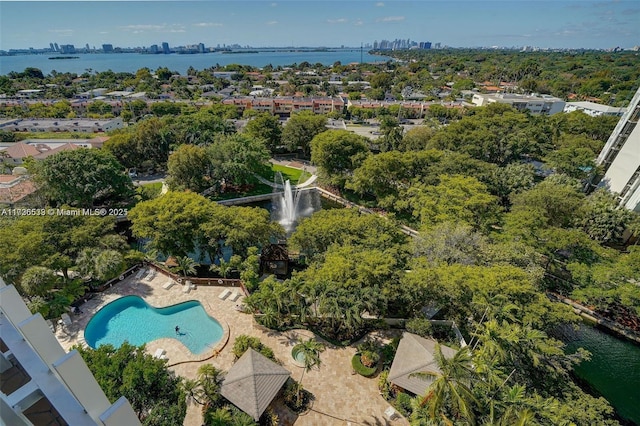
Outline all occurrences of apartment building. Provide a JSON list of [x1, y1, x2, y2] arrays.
[[221, 96, 345, 116], [0, 278, 140, 425], [564, 101, 626, 117], [471, 93, 565, 115], [596, 86, 640, 212], [0, 118, 123, 133]]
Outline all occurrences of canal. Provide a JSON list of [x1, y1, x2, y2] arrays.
[[559, 323, 640, 424]]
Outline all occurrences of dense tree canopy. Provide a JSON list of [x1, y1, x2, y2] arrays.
[[33, 148, 133, 207], [310, 129, 369, 187], [281, 111, 327, 157], [76, 343, 186, 425]]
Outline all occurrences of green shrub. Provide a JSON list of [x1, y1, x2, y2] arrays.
[[352, 353, 378, 377], [360, 350, 380, 368], [395, 392, 414, 417], [378, 370, 392, 400], [381, 337, 400, 370], [406, 317, 433, 338], [282, 378, 314, 413], [232, 335, 276, 362]]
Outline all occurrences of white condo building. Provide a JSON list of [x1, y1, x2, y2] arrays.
[[596, 86, 640, 212], [0, 278, 141, 426], [564, 101, 626, 117], [471, 93, 565, 115]]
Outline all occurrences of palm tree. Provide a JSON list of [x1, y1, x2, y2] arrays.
[[143, 248, 159, 265], [94, 250, 125, 281], [292, 337, 324, 406], [210, 256, 235, 278], [197, 364, 221, 407], [292, 338, 324, 383], [175, 256, 198, 278], [205, 407, 232, 426], [410, 344, 478, 425], [180, 378, 204, 406]]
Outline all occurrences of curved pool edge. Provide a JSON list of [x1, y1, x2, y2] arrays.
[[166, 319, 231, 367], [84, 295, 225, 356]]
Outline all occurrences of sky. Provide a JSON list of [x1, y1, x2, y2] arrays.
[[1, 1, 639, 50]]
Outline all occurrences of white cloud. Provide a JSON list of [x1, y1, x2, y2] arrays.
[[327, 18, 348, 24], [119, 23, 186, 33], [193, 22, 223, 27], [266, 20, 278, 25], [270, 2, 277, 7], [376, 2, 385, 6], [120, 24, 165, 31], [48, 29, 74, 36], [354, 19, 364, 26], [376, 16, 405, 22]]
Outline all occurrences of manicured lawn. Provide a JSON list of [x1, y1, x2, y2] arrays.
[[16, 132, 104, 140], [209, 182, 273, 201], [260, 163, 311, 185]]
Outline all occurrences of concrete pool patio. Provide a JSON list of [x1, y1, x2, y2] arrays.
[[55, 273, 409, 426]]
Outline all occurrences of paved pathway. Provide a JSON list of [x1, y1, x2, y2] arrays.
[[56, 274, 408, 426]]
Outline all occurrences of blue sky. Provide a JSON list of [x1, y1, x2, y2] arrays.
[[1, 1, 638, 50]]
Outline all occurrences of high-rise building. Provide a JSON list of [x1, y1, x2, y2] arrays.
[[198, 43, 205, 53], [596, 86, 640, 212], [162, 42, 170, 54], [59, 44, 75, 54], [49, 43, 55, 51], [149, 44, 159, 54], [102, 44, 114, 53], [54, 42, 59, 52], [0, 278, 141, 425]]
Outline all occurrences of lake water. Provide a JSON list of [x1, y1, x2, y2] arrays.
[[0, 49, 390, 75], [558, 323, 640, 425]]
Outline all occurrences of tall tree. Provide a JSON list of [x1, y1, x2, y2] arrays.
[[243, 112, 282, 152], [34, 148, 133, 207], [410, 345, 478, 424], [281, 111, 327, 157], [128, 191, 215, 257], [310, 129, 369, 187], [166, 144, 212, 193], [75, 343, 185, 424]]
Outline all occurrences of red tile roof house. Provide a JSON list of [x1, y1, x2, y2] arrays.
[[0, 174, 38, 207]]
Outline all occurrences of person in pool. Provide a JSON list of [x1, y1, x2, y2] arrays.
[[175, 325, 180, 335]]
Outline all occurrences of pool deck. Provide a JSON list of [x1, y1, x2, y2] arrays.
[[55, 274, 409, 426]]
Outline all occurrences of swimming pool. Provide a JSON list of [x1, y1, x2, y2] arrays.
[[84, 295, 224, 355]]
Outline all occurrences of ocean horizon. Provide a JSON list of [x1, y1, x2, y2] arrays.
[[1, 49, 391, 75]]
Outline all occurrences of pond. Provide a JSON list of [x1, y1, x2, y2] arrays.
[[557, 323, 640, 424]]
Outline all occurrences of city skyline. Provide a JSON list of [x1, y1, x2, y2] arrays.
[[1, 1, 639, 51]]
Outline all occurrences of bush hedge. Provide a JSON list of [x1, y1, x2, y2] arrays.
[[351, 353, 378, 377]]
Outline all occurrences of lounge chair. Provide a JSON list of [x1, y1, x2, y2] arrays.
[[153, 348, 166, 359], [182, 282, 191, 294], [218, 288, 232, 300], [146, 269, 156, 282], [228, 289, 241, 302], [135, 268, 146, 279], [162, 279, 175, 290], [60, 313, 72, 327]]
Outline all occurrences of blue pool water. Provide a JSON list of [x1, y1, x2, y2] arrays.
[[84, 295, 223, 355]]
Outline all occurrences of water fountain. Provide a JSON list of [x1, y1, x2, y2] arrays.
[[273, 172, 303, 232]]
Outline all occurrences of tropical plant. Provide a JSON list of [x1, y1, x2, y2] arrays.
[[291, 338, 324, 406], [175, 256, 198, 278], [410, 345, 478, 424]]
